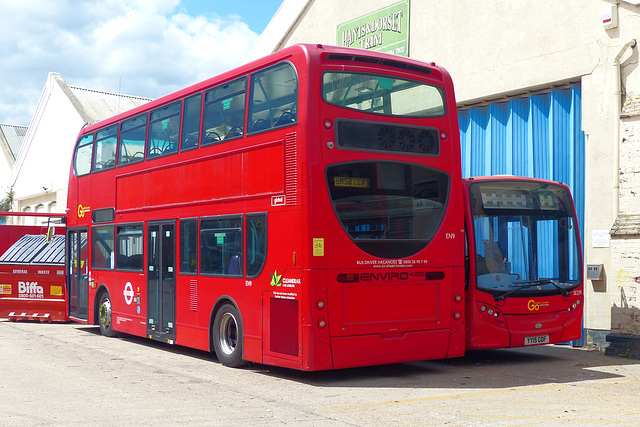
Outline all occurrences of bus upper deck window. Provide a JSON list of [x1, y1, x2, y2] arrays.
[[93, 125, 118, 172], [74, 134, 94, 176], [248, 62, 298, 134], [148, 101, 181, 158], [118, 114, 147, 166], [181, 93, 202, 151], [201, 77, 247, 145]]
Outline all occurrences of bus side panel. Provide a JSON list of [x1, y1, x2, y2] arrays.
[[447, 266, 466, 357], [115, 144, 284, 211], [331, 330, 451, 369], [561, 302, 583, 342], [262, 290, 303, 370], [93, 270, 146, 337], [303, 269, 333, 371], [465, 299, 511, 350], [175, 324, 209, 351], [173, 273, 208, 351]]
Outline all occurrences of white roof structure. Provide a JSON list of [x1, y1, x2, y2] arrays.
[[0, 124, 27, 195], [243, 0, 312, 64], [9, 73, 150, 221]]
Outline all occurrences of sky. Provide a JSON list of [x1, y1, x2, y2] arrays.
[[0, 0, 283, 127]]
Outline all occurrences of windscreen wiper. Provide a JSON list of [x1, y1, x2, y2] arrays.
[[493, 282, 543, 302], [515, 279, 571, 297], [494, 279, 569, 302]]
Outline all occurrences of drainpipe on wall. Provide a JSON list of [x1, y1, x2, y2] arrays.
[[613, 39, 637, 219]]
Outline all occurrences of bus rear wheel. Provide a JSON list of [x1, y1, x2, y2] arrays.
[[98, 292, 118, 337], [213, 303, 246, 368]]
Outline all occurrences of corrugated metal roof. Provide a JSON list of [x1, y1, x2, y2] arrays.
[[0, 234, 65, 265], [68, 86, 152, 125], [0, 124, 28, 160]]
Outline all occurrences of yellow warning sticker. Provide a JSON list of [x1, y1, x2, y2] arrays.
[[50, 285, 63, 296], [313, 238, 325, 256], [1, 284, 11, 294]]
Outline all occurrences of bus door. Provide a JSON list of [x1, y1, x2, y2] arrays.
[[147, 221, 176, 343], [67, 228, 89, 320]]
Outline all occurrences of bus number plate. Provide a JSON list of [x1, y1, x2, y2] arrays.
[[524, 335, 549, 345]]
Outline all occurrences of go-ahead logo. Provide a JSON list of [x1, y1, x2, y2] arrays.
[[527, 299, 550, 311], [77, 204, 91, 218]]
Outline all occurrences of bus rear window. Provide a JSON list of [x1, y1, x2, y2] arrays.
[[327, 161, 449, 258], [322, 72, 445, 117]]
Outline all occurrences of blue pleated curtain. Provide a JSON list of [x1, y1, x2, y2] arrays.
[[458, 85, 585, 244]]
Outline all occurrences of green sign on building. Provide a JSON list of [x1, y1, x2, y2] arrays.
[[337, 0, 410, 57]]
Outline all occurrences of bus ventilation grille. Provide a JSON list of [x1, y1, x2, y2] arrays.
[[285, 132, 298, 205], [189, 279, 198, 311]]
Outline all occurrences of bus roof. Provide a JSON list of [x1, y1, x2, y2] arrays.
[[79, 43, 448, 135]]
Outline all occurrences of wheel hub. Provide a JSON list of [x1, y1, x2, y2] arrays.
[[218, 312, 238, 356], [99, 298, 112, 330]]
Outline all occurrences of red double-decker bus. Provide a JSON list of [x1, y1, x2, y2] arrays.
[[65, 44, 466, 370], [463, 177, 583, 350]]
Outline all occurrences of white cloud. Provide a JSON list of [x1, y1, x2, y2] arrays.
[[0, 0, 259, 126]]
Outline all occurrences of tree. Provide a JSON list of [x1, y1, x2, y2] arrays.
[[0, 189, 14, 223]]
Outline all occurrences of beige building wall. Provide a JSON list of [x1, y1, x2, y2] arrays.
[[258, 0, 640, 346]]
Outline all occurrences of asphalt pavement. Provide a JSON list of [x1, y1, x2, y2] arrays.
[[1, 320, 640, 426]]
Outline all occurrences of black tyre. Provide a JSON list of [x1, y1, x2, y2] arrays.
[[98, 292, 118, 337], [212, 303, 245, 367]]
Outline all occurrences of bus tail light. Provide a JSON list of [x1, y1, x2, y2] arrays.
[[337, 273, 359, 283], [318, 319, 327, 328], [316, 299, 325, 310], [453, 311, 462, 320]]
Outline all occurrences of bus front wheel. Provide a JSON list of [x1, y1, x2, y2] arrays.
[[98, 292, 118, 337], [212, 303, 246, 368]]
